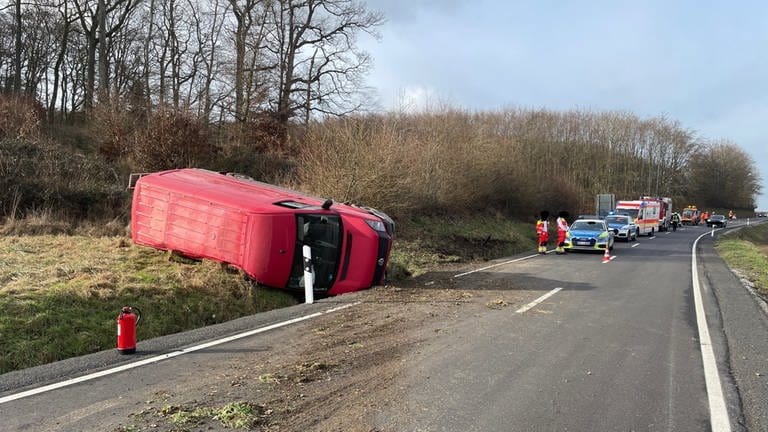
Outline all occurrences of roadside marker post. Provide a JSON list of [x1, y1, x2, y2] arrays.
[[302, 245, 314, 304]]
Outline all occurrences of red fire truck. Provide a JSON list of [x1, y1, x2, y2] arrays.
[[130, 169, 394, 296]]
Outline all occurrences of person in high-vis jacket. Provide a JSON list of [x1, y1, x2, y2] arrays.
[[671, 212, 681, 231], [536, 211, 550, 254], [555, 211, 569, 254]]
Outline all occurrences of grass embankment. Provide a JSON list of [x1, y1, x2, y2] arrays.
[[715, 222, 768, 298], [0, 214, 536, 374], [388, 214, 536, 279], [0, 235, 298, 374]]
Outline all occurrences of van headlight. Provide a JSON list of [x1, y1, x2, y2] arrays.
[[365, 220, 387, 232]]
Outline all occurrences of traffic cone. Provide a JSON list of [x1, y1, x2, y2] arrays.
[[602, 246, 611, 263]]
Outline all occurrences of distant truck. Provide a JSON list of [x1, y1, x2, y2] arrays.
[[595, 194, 616, 218], [681, 205, 700, 225], [614, 199, 661, 236], [130, 169, 395, 296]]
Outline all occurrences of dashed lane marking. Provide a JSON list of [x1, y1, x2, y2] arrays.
[[515, 287, 563, 314]]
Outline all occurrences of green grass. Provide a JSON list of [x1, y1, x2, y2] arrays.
[[715, 223, 768, 298], [0, 235, 298, 374]]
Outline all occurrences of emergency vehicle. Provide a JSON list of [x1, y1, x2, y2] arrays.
[[130, 169, 395, 296], [640, 196, 672, 231], [681, 205, 700, 225], [614, 199, 661, 236]]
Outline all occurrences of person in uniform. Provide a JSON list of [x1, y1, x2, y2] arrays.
[[536, 211, 550, 254]]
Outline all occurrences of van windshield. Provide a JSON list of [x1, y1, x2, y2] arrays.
[[288, 214, 342, 291]]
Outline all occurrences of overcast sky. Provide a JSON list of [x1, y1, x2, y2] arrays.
[[358, 0, 768, 211]]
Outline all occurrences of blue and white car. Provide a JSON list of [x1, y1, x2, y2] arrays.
[[604, 214, 638, 241], [564, 218, 615, 252]]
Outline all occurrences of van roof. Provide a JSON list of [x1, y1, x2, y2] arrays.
[[138, 168, 374, 218]]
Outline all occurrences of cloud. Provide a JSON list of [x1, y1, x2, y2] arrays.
[[388, 85, 457, 113], [363, 0, 468, 24]]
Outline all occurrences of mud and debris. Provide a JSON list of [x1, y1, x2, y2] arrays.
[[119, 280, 528, 432]]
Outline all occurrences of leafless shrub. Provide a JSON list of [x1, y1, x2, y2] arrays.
[[214, 114, 295, 183], [296, 114, 416, 217], [90, 101, 141, 163], [297, 109, 533, 218], [0, 137, 124, 222], [297, 106, 705, 220], [0, 95, 44, 141], [129, 108, 217, 172]]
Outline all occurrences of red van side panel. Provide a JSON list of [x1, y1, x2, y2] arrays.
[[132, 181, 248, 266]]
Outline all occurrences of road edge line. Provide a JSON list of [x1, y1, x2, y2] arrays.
[[0, 302, 359, 405], [454, 253, 542, 278], [692, 233, 732, 431]]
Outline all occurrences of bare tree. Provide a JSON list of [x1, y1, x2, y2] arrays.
[[72, 0, 140, 111], [188, 0, 230, 121], [266, 0, 383, 127], [48, 0, 77, 120], [227, 0, 270, 123]]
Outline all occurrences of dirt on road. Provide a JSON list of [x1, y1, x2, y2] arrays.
[[119, 271, 530, 432]]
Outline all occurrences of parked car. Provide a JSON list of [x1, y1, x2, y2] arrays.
[[564, 218, 615, 252], [604, 214, 638, 241], [706, 214, 728, 228]]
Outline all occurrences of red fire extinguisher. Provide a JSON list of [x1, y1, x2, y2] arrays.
[[117, 306, 141, 354]]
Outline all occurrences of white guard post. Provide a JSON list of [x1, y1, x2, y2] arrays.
[[302, 245, 314, 304], [711, 225, 715, 237]]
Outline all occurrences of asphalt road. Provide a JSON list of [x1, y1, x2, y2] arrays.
[[375, 220, 768, 431], [1, 220, 767, 431]]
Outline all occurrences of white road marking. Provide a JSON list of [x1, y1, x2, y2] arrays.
[[515, 288, 563, 314], [454, 253, 542, 277], [691, 233, 732, 431], [631, 243, 640, 248], [0, 302, 359, 405]]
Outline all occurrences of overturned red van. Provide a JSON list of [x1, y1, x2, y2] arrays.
[[130, 168, 394, 296]]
